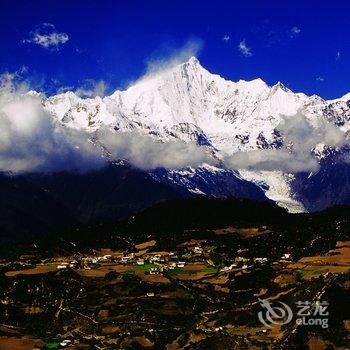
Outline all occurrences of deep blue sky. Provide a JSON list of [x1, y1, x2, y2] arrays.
[[1, 0, 349, 99]]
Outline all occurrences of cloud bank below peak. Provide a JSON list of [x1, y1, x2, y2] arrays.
[[224, 112, 347, 173], [0, 61, 348, 177], [0, 73, 215, 174]]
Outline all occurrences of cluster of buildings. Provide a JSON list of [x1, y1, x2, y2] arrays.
[[56, 254, 113, 270], [218, 252, 293, 273], [54, 249, 191, 273], [54, 244, 292, 277]]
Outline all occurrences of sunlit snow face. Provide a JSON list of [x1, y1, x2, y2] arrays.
[[0, 73, 216, 174], [0, 57, 348, 175]]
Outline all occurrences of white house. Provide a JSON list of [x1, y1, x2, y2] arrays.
[[193, 246, 203, 254], [281, 253, 291, 260], [137, 259, 145, 265], [57, 264, 67, 269]]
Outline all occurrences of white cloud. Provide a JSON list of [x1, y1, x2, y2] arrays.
[[316, 76, 324, 82], [238, 40, 252, 57], [97, 128, 215, 170], [134, 39, 204, 84], [31, 32, 68, 49], [0, 73, 104, 173], [224, 112, 347, 173], [23, 23, 69, 50], [222, 35, 230, 43], [224, 149, 319, 173], [0, 72, 215, 174], [289, 26, 301, 38]]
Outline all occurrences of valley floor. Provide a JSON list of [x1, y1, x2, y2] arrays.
[[0, 199, 349, 349]]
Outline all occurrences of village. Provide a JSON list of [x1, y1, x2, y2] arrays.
[[0, 218, 348, 350], [5, 237, 295, 285]]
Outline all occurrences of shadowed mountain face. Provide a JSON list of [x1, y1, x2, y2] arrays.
[[292, 156, 350, 212], [0, 164, 271, 244], [0, 175, 75, 244], [24, 165, 191, 223], [150, 167, 271, 202], [0, 165, 187, 243]]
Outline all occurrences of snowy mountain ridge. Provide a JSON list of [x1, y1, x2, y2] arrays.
[[40, 57, 350, 212]]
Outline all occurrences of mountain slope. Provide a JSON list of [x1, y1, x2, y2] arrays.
[[293, 158, 350, 212], [0, 174, 74, 243], [0, 165, 190, 243], [0, 163, 272, 243]]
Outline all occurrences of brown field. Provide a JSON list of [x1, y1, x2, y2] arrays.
[[297, 247, 350, 265], [0, 336, 43, 350], [147, 251, 173, 256], [213, 226, 271, 237], [135, 249, 148, 257], [167, 272, 211, 280], [201, 273, 228, 285], [135, 240, 156, 250], [177, 239, 207, 247], [225, 324, 284, 349], [273, 272, 297, 287], [336, 241, 350, 248], [5, 264, 58, 277], [19, 254, 36, 260], [6, 259, 176, 283], [76, 264, 131, 276], [140, 273, 171, 283], [214, 285, 230, 293], [77, 263, 171, 283], [120, 336, 154, 348], [225, 323, 283, 342], [159, 290, 189, 299], [101, 325, 120, 334], [254, 288, 268, 297], [288, 241, 350, 280], [21, 306, 45, 314], [92, 248, 123, 258], [307, 335, 330, 350]]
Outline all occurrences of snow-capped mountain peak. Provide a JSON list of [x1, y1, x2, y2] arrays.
[[40, 57, 350, 212], [42, 56, 350, 158]]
